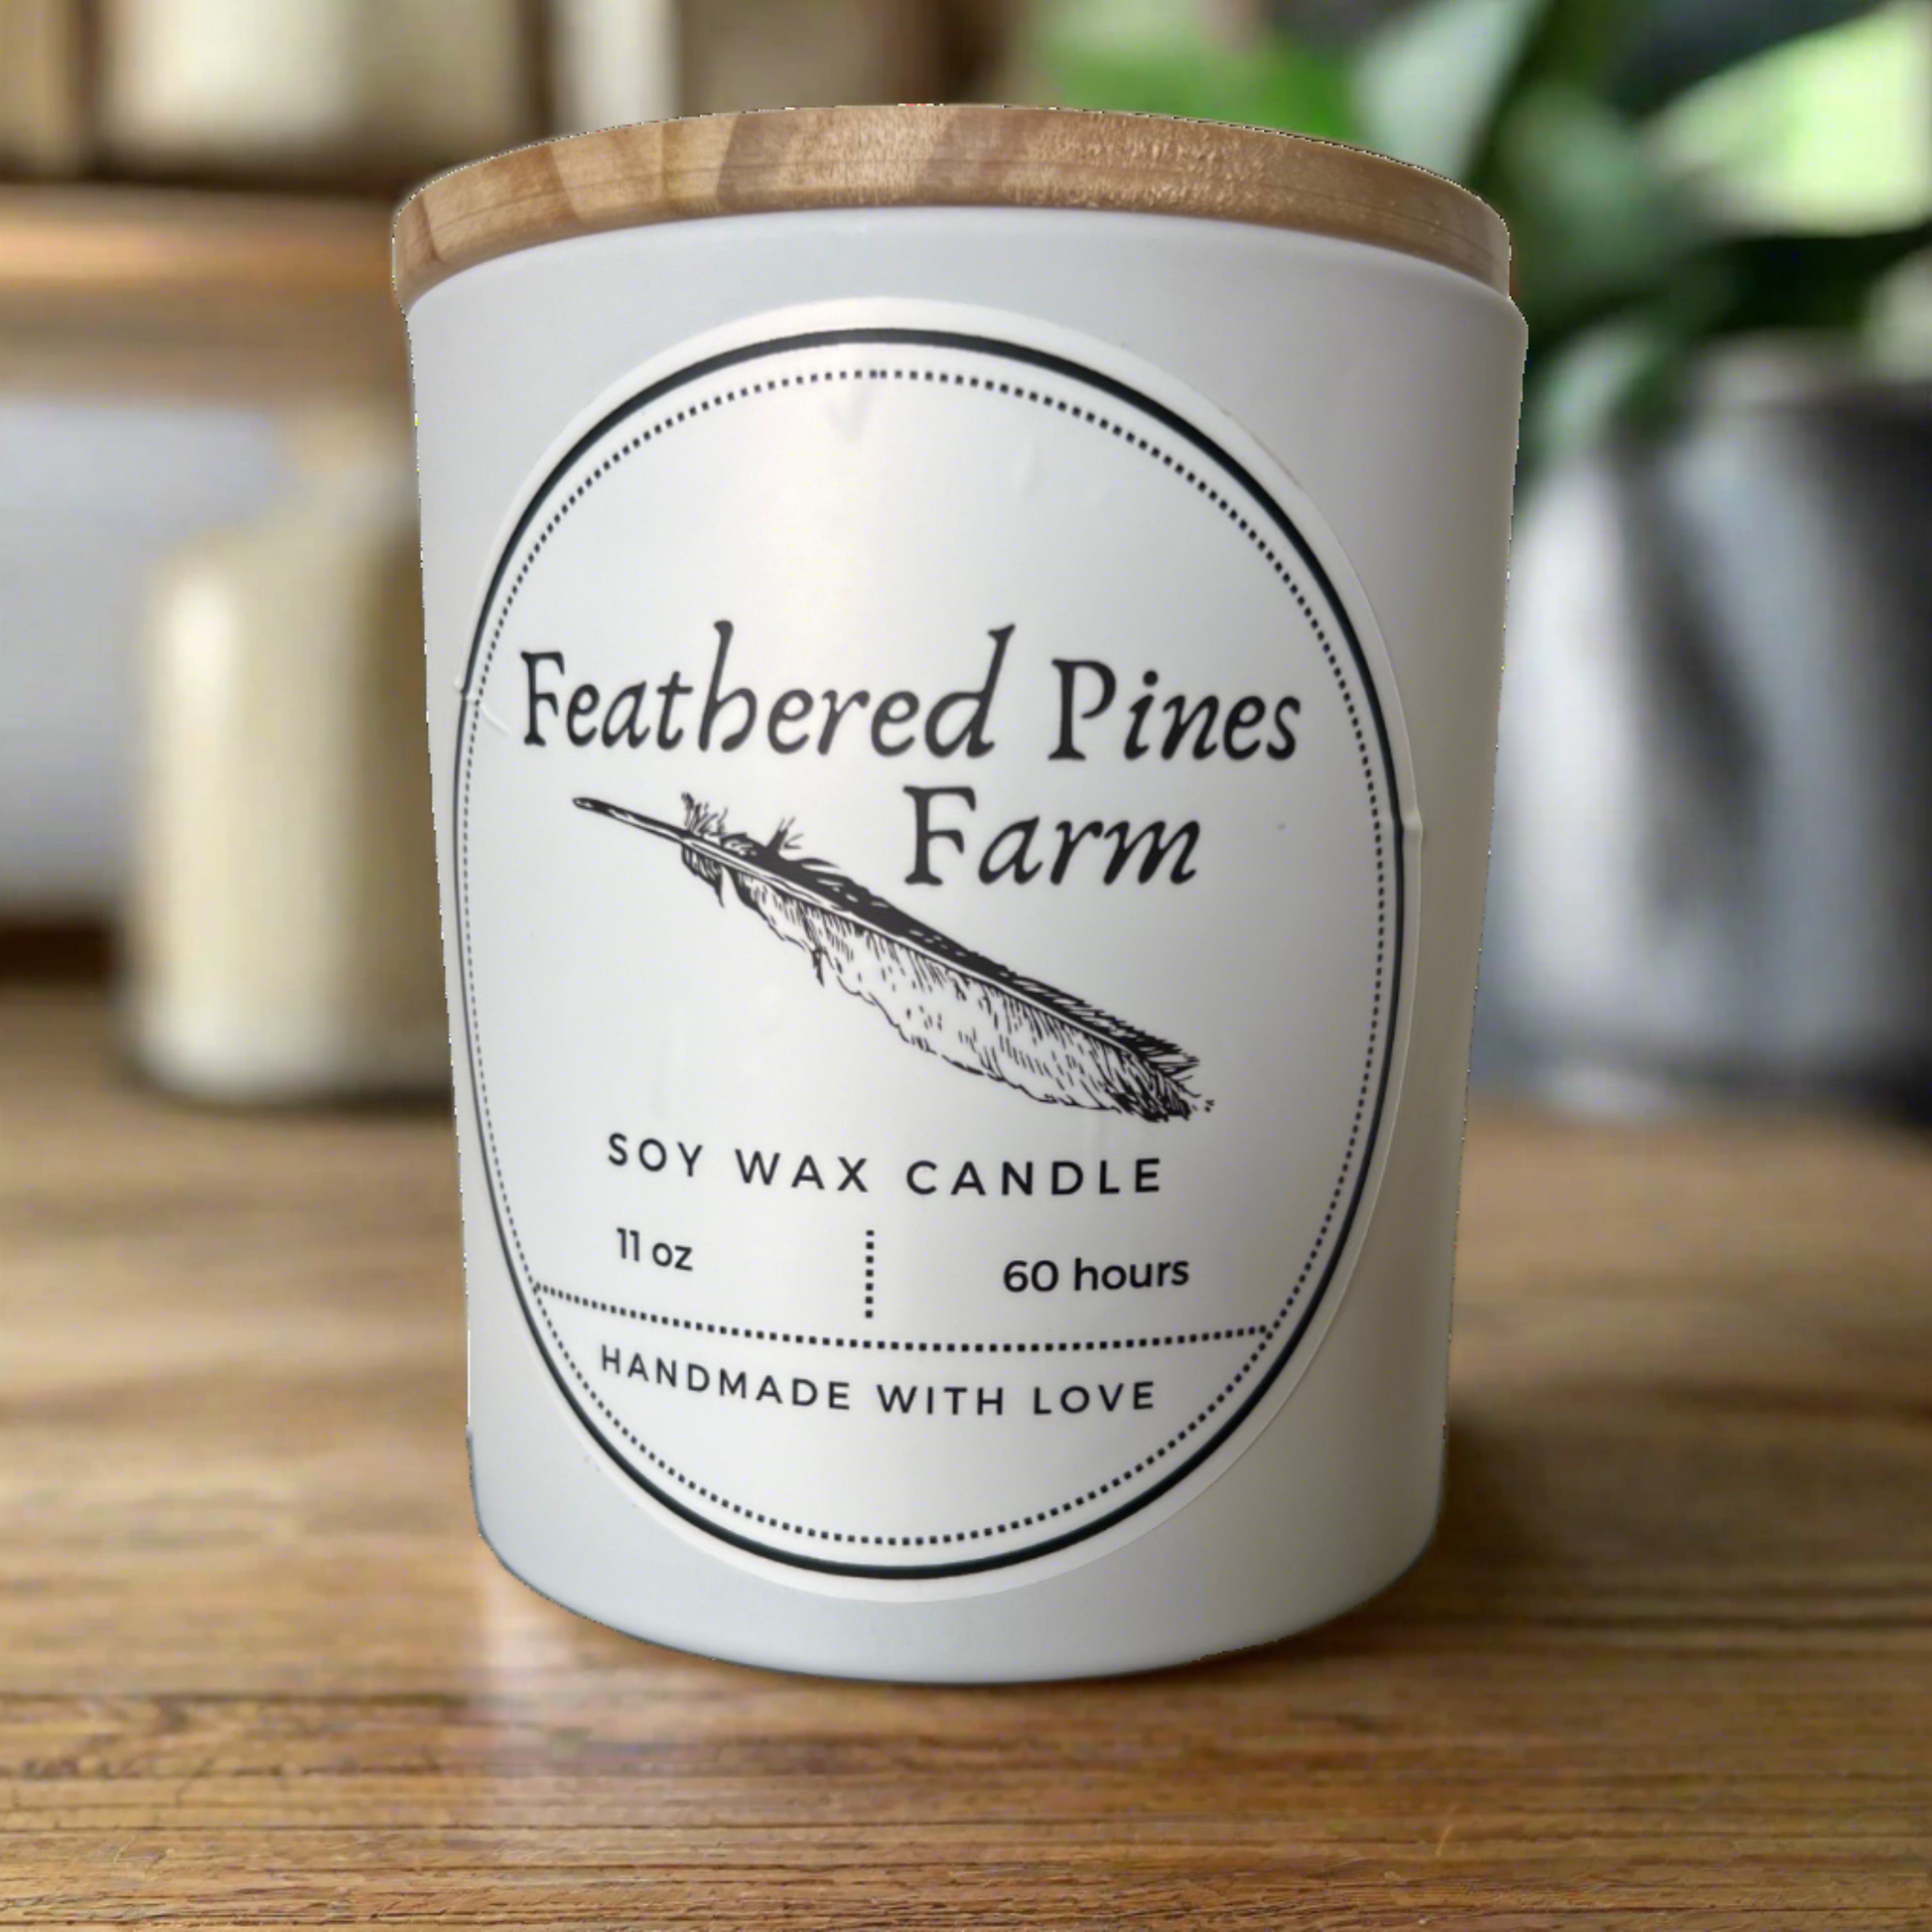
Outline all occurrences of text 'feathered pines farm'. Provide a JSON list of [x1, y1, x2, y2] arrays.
[[520, 621, 1303, 888]]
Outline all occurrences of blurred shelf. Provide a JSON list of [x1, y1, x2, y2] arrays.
[[0, 184, 405, 398]]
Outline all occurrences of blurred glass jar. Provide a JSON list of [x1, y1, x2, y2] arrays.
[[128, 406, 447, 1103], [97, 0, 533, 183], [678, 0, 954, 113]]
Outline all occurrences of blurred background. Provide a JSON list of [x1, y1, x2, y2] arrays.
[[2, 0, 1927, 1115]]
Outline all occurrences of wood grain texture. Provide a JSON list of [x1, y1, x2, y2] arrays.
[[0, 188, 405, 398], [393, 105, 1511, 310], [2, 987, 1928, 1928]]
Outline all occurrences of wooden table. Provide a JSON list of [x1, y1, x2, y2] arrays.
[[3, 987, 1927, 1927]]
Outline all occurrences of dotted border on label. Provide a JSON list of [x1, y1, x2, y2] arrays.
[[457, 333, 1396, 1565], [538, 1282, 1267, 1352]]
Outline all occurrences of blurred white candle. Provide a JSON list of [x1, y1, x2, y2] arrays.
[[130, 407, 446, 1102]]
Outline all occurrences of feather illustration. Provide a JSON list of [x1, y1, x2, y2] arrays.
[[574, 793, 1206, 1122]]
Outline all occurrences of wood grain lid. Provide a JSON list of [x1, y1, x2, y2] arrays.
[[394, 105, 1511, 310]]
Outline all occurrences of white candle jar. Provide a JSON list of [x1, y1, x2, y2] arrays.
[[397, 107, 1522, 1681]]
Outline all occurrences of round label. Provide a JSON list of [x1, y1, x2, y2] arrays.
[[455, 306, 1413, 1588]]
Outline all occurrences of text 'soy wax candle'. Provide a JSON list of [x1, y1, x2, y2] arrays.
[[396, 107, 1523, 1681]]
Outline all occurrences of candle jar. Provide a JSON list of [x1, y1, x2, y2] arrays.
[[129, 406, 447, 1104], [397, 107, 1522, 1680]]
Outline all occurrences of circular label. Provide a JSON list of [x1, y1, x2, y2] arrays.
[[455, 307, 1412, 1587]]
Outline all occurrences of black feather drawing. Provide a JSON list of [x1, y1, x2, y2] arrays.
[[574, 793, 1207, 1123]]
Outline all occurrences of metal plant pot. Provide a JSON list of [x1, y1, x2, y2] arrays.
[[1483, 369, 1932, 1113]]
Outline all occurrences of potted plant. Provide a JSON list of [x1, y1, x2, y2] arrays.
[[1037, 0, 1932, 1109]]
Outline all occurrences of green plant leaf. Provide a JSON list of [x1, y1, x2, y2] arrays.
[[1033, 0, 1930, 474], [1609, 0, 1887, 116], [1647, 1, 1932, 233], [1697, 219, 1932, 332], [1036, 2, 1357, 140], [1522, 313, 1691, 465], [1354, 0, 1554, 179], [1866, 246, 1932, 373], [1515, 0, 1637, 97], [1520, 218, 1932, 466], [1492, 82, 1696, 330]]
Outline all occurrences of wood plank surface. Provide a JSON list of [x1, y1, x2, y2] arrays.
[[1, 986, 1927, 1928]]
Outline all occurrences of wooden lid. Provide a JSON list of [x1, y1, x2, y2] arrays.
[[395, 105, 1511, 311]]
